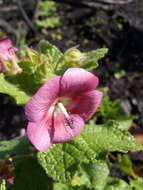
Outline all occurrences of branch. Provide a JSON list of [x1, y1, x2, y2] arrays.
[[16, 0, 37, 33], [54, 0, 133, 10], [0, 19, 18, 37], [32, 0, 41, 22], [96, 0, 133, 4], [53, 0, 113, 10]]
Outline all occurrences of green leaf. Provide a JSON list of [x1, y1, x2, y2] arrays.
[[38, 1, 57, 16], [118, 154, 137, 178], [9, 156, 53, 190], [104, 178, 131, 190], [0, 44, 60, 104], [0, 180, 6, 190], [130, 177, 143, 190], [53, 183, 91, 190], [95, 87, 134, 123], [38, 41, 108, 75], [36, 0, 61, 29], [38, 142, 95, 183], [82, 121, 142, 156], [81, 160, 109, 190], [117, 120, 133, 131], [20, 47, 56, 85], [81, 48, 108, 70], [38, 40, 65, 75], [36, 17, 60, 28], [38, 121, 142, 183], [0, 136, 31, 159], [0, 74, 30, 105], [53, 183, 69, 190], [38, 40, 63, 66], [61, 48, 108, 74]]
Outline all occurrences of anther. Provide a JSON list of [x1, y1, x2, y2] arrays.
[[58, 102, 75, 129], [66, 118, 75, 129]]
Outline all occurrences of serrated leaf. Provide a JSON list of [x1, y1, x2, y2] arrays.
[[104, 178, 131, 190], [0, 180, 6, 190], [20, 47, 56, 85], [81, 48, 108, 70], [53, 183, 69, 190], [38, 40, 63, 66], [82, 121, 142, 156], [38, 142, 96, 183], [70, 169, 90, 187], [38, 40, 66, 75], [117, 120, 133, 131], [0, 74, 30, 104], [38, 121, 142, 183], [81, 161, 109, 190], [0, 136, 31, 159], [53, 183, 91, 190], [9, 156, 52, 190]]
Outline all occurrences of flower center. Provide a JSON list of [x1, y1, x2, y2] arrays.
[[56, 101, 75, 129]]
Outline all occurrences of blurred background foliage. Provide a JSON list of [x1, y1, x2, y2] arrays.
[[0, 0, 143, 189]]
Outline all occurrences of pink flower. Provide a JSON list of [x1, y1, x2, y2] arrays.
[[0, 37, 22, 74], [25, 68, 103, 152]]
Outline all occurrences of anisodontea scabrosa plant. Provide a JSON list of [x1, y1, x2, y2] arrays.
[[0, 37, 22, 75], [25, 68, 103, 152]]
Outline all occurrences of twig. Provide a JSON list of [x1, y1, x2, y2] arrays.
[[54, 0, 113, 11], [0, 5, 17, 12], [96, 0, 133, 4], [82, 1, 112, 10], [0, 19, 18, 38], [32, 0, 41, 22], [16, 0, 37, 33], [54, 0, 133, 10]]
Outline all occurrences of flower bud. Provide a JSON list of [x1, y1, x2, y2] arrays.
[[0, 37, 22, 75], [64, 48, 85, 66]]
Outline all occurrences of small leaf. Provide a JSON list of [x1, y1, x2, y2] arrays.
[[81, 48, 108, 70], [0, 74, 30, 105], [38, 40, 63, 66], [118, 154, 137, 178], [81, 160, 109, 190], [38, 40, 66, 75], [36, 17, 60, 28], [0, 180, 7, 190], [95, 87, 133, 123], [117, 120, 133, 131]]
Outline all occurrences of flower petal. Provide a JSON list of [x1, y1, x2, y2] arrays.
[[52, 112, 84, 143], [27, 120, 51, 152], [68, 90, 103, 121], [0, 37, 17, 60], [0, 37, 12, 50], [60, 68, 99, 97], [25, 76, 61, 122]]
